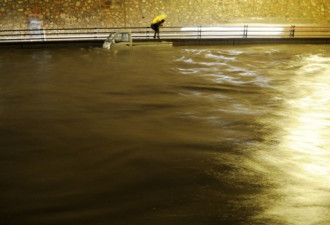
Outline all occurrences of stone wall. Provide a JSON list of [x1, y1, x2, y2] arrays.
[[0, 0, 329, 30]]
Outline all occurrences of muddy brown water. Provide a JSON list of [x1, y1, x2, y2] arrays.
[[1, 44, 329, 225]]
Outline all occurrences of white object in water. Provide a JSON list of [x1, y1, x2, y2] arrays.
[[103, 30, 133, 50]]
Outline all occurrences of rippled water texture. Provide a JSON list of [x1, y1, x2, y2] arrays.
[[1, 44, 329, 225]]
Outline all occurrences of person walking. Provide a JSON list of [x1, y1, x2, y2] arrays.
[[151, 14, 166, 39]]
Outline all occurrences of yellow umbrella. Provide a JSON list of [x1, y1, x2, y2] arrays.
[[152, 14, 167, 24]]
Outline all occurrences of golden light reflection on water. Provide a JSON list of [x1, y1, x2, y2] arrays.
[[260, 54, 330, 225], [2, 45, 330, 225]]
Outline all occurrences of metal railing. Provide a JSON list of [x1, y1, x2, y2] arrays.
[[0, 25, 329, 43]]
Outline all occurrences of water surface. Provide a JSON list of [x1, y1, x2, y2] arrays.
[[0, 44, 329, 225]]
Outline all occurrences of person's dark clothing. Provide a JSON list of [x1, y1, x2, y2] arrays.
[[151, 23, 160, 33], [151, 21, 163, 39]]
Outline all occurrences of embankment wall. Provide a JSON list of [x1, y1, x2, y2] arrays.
[[0, 0, 328, 30]]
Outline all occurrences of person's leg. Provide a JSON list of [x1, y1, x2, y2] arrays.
[[151, 24, 157, 39], [156, 26, 160, 39]]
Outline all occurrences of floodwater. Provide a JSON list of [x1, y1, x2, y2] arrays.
[[0, 44, 329, 225]]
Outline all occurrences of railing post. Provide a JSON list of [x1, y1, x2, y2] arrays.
[[290, 25, 295, 38], [94, 27, 98, 40], [146, 27, 149, 39], [243, 25, 248, 38], [42, 28, 46, 41], [198, 26, 202, 39]]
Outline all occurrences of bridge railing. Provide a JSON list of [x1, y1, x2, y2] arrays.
[[0, 25, 329, 43]]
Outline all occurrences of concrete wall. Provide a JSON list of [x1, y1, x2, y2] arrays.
[[0, 0, 329, 30]]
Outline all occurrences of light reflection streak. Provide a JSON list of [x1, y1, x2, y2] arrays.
[[260, 54, 330, 224], [180, 26, 285, 36], [174, 47, 329, 223]]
